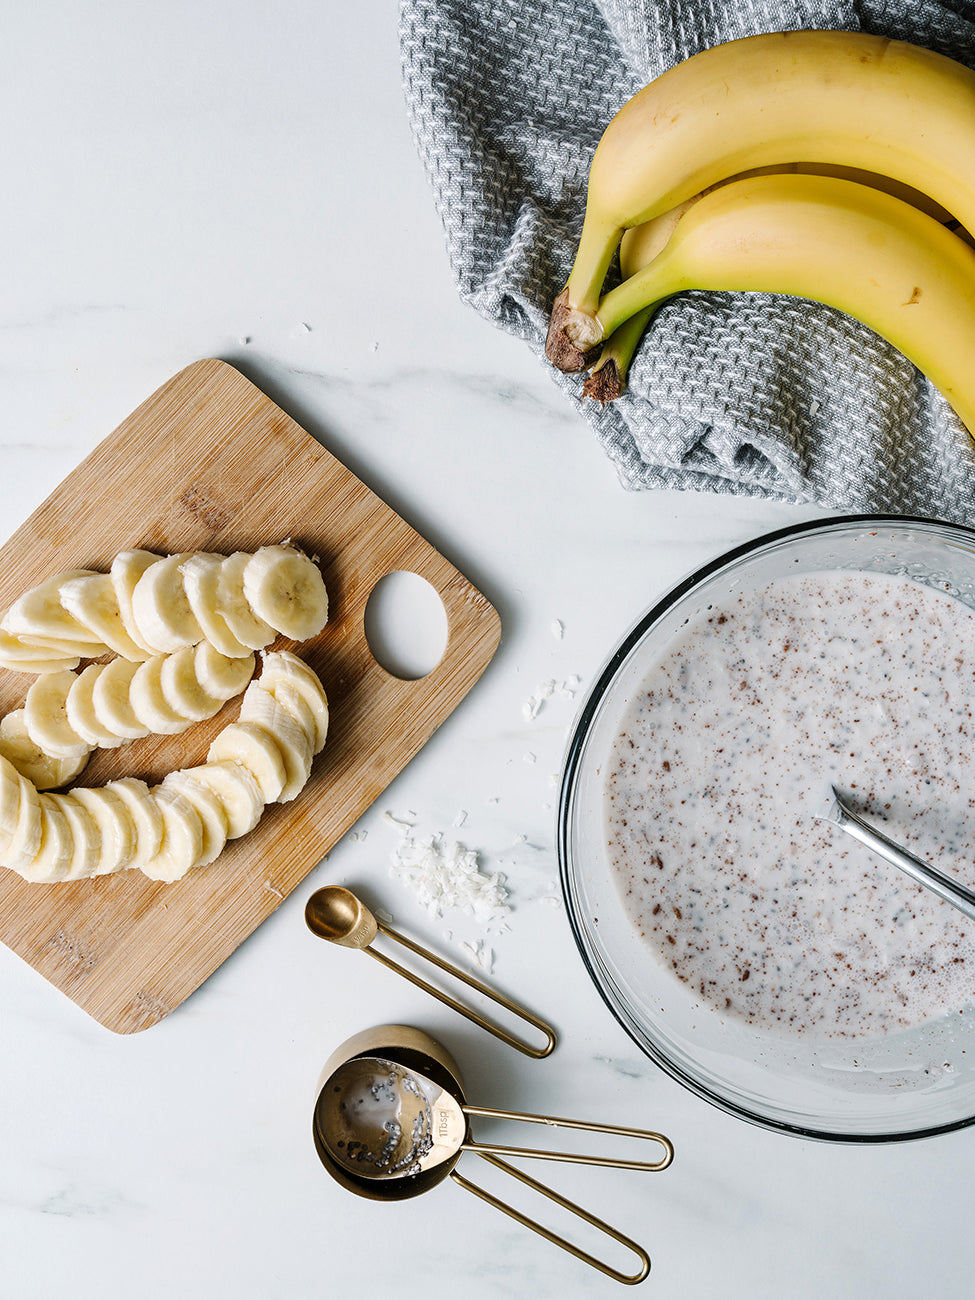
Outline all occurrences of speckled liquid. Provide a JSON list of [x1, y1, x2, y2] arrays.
[[604, 570, 975, 1039]]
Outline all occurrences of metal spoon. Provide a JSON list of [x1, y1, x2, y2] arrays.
[[318, 1052, 674, 1182], [304, 885, 557, 1057], [812, 783, 975, 923]]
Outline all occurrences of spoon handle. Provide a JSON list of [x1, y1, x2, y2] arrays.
[[826, 788, 975, 923], [366, 919, 557, 1058]]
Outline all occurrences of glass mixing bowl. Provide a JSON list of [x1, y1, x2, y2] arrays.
[[558, 515, 975, 1142]]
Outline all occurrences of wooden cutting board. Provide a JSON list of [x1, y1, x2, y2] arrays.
[[0, 359, 501, 1033]]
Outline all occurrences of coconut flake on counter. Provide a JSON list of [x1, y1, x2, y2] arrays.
[[386, 827, 510, 926], [523, 674, 583, 720]]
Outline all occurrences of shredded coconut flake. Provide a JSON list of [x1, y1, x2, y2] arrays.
[[388, 831, 510, 924]]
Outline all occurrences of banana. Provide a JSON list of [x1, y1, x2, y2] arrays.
[[175, 760, 264, 839], [1, 568, 109, 656], [0, 755, 24, 847], [181, 552, 253, 658], [60, 571, 152, 661], [0, 628, 79, 674], [159, 770, 229, 866], [194, 640, 256, 700], [130, 552, 202, 654], [0, 709, 89, 789], [128, 656, 191, 735], [238, 684, 313, 800], [242, 545, 328, 641], [70, 785, 137, 875], [15, 794, 71, 884], [107, 776, 164, 863], [547, 30, 975, 368], [24, 671, 91, 760], [217, 552, 276, 651], [159, 645, 222, 723], [259, 650, 329, 753], [0, 775, 43, 874], [207, 720, 287, 803], [44, 792, 101, 881], [65, 664, 125, 749], [578, 172, 975, 434], [90, 657, 149, 741], [110, 549, 165, 656], [138, 785, 205, 882]]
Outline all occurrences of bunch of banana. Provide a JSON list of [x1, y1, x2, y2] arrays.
[[0, 651, 329, 884], [545, 29, 975, 432], [0, 542, 327, 672]]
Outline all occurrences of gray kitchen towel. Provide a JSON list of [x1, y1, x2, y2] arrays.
[[399, 0, 975, 523]]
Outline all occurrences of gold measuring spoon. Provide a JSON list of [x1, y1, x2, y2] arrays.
[[320, 1053, 674, 1180], [305, 885, 557, 1058], [312, 1025, 674, 1286]]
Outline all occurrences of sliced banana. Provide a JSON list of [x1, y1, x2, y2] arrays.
[[259, 650, 329, 752], [176, 760, 264, 839], [217, 552, 276, 651], [243, 544, 328, 641], [129, 656, 190, 735], [60, 571, 152, 661], [45, 791, 101, 881], [131, 551, 202, 654], [207, 720, 287, 803], [194, 640, 255, 700], [1, 568, 107, 652], [91, 657, 149, 741], [182, 552, 252, 658], [160, 770, 229, 866], [70, 785, 137, 875], [0, 776, 43, 874], [159, 645, 222, 723], [15, 794, 72, 884], [24, 671, 91, 760], [0, 627, 80, 672], [138, 785, 205, 882], [65, 664, 125, 749], [110, 549, 165, 656], [238, 685, 313, 801], [0, 709, 89, 789], [0, 755, 24, 846], [107, 777, 164, 863]]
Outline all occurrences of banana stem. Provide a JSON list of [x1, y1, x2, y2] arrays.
[[582, 304, 659, 403]]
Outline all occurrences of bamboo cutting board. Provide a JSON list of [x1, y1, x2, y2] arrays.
[[0, 359, 501, 1033]]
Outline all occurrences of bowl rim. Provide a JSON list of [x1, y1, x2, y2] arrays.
[[557, 512, 975, 1144]]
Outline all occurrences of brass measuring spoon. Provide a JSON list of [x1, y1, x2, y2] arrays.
[[312, 1026, 675, 1286], [305, 885, 557, 1057]]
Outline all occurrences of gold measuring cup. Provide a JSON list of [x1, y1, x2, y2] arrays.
[[305, 885, 557, 1057], [312, 1025, 674, 1285]]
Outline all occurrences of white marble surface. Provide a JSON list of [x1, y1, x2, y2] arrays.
[[1, 4, 974, 1298]]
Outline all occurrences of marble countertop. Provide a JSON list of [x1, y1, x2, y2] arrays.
[[1, 4, 973, 1297]]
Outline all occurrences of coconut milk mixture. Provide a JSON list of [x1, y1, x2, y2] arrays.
[[604, 570, 975, 1039]]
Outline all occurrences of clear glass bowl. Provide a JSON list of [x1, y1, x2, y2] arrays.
[[558, 515, 975, 1143]]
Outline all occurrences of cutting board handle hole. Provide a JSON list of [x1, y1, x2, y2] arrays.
[[363, 571, 448, 680]]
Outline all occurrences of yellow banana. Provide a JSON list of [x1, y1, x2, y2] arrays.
[[581, 172, 975, 434], [546, 30, 975, 371]]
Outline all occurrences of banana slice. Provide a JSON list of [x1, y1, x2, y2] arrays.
[[138, 785, 205, 882], [0, 627, 80, 673], [107, 776, 164, 863], [238, 685, 313, 801], [129, 656, 190, 734], [60, 572, 152, 661], [182, 553, 253, 658], [110, 549, 165, 656], [259, 650, 329, 752], [0, 776, 43, 874], [131, 551, 203, 654], [24, 671, 92, 760], [207, 721, 287, 803], [91, 657, 149, 741], [177, 760, 264, 839], [194, 640, 255, 700], [15, 794, 72, 884], [1, 568, 108, 652], [65, 664, 125, 749], [160, 770, 229, 866], [159, 645, 222, 723], [242, 544, 328, 640], [0, 709, 89, 789], [44, 791, 101, 881], [70, 785, 137, 875], [0, 755, 24, 847], [217, 552, 276, 651]]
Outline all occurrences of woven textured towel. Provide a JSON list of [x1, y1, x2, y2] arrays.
[[399, 0, 975, 522]]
